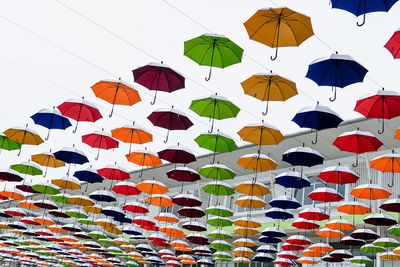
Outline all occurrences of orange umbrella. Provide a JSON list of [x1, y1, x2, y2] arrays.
[[126, 149, 162, 177], [325, 219, 356, 231], [235, 196, 266, 208], [351, 184, 391, 200], [370, 153, 400, 187], [233, 247, 253, 257], [175, 247, 192, 252], [52, 177, 81, 190], [33, 217, 55, 225], [136, 180, 168, 194], [48, 225, 68, 233], [337, 201, 371, 215], [0, 189, 25, 200], [154, 213, 179, 223], [234, 227, 259, 236], [316, 228, 344, 238], [103, 225, 122, 235], [145, 194, 174, 207], [111, 124, 152, 154], [233, 217, 261, 228], [31, 151, 65, 176], [297, 257, 318, 264], [4, 126, 44, 156], [237, 153, 278, 171], [68, 195, 95, 206], [170, 240, 190, 248], [302, 249, 326, 257], [17, 200, 39, 209], [83, 204, 102, 214], [160, 225, 186, 238], [237, 122, 284, 145], [235, 181, 270, 196], [91, 79, 141, 117]]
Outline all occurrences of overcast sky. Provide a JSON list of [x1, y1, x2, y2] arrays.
[[0, 0, 400, 188]]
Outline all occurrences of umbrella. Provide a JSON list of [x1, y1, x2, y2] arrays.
[[297, 257, 318, 265], [182, 221, 206, 232], [68, 195, 94, 206], [195, 131, 237, 156], [277, 251, 298, 259], [184, 33, 243, 81], [325, 219, 356, 231], [91, 79, 141, 117], [18, 200, 39, 209], [273, 258, 293, 266], [337, 201, 371, 214], [351, 229, 380, 240], [355, 89, 400, 133], [306, 53, 368, 101], [136, 180, 168, 194], [364, 213, 397, 226], [371, 153, 400, 187], [73, 168, 103, 184], [373, 237, 400, 247], [350, 256, 372, 264], [186, 233, 209, 245], [292, 218, 320, 230], [112, 182, 140, 196], [233, 247, 253, 257], [241, 72, 297, 115], [237, 122, 284, 146], [82, 131, 119, 160], [244, 7, 313, 60], [237, 153, 277, 172], [269, 195, 301, 209], [31, 152, 65, 176], [157, 146, 196, 164], [340, 236, 366, 246], [210, 240, 231, 251], [330, 250, 352, 259], [235, 195, 265, 208], [253, 253, 274, 262], [233, 238, 255, 247], [11, 161, 42, 176], [274, 171, 310, 189], [0, 170, 23, 182], [97, 164, 130, 181], [316, 228, 344, 238], [299, 207, 329, 221], [388, 224, 400, 235], [361, 243, 386, 253], [379, 252, 400, 260], [234, 217, 261, 228], [34, 200, 58, 210], [146, 194, 173, 207], [172, 194, 201, 207], [318, 165, 359, 184], [126, 149, 162, 177], [330, 0, 398, 26], [307, 187, 343, 202], [286, 235, 311, 246], [261, 227, 287, 237], [51, 177, 81, 190], [282, 146, 324, 167], [292, 103, 342, 143], [207, 216, 232, 227], [123, 202, 149, 214], [0, 133, 21, 152], [31, 183, 60, 195], [166, 167, 200, 182], [57, 98, 102, 133], [204, 205, 233, 217], [89, 190, 116, 202], [385, 30, 400, 58], [178, 207, 205, 218], [133, 62, 184, 105], [265, 208, 293, 220], [111, 124, 152, 155], [202, 181, 234, 196], [190, 95, 240, 132], [351, 184, 391, 200], [147, 107, 193, 143], [380, 198, 400, 212], [308, 243, 333, 253], [257, 245, 278, 253], [199, 164, 235, 180], [31, 108, 72, 140], [281, 243, 304, 251], [4, 126, 44, 156], [54, 147, 88, 175], [235, 181, 270, 196]]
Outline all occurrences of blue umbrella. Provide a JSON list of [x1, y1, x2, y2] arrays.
[[269, 196, 302, 210], [265, 208, 294, 220], [292, 104, 343, 144], [89, 190, 116, 202], [54, 146, 89, 175], [101, 206, 125, 218], [73, 168, 104, 183], [257, 245, 278, 253], [253, 253, 274, 262], [31, 108, 72, 140], [258, 236, 282, 244], [282, 146, 324, 167], [330, 0, 398, 26], [261, 227, 287, 238], [274, 171, 310, 189], [306, 53, 368, 101]]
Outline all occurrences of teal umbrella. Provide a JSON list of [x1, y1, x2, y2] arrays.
[[199, 164, 236, 180], [10, 161, 42, 176], [190, 94, 240, 132], [205, 205, 234, 217], [202, 181, 235, 196], [0, 133, 21, 151], [207, 216, 233, 227], [184, 34, 244, 81]]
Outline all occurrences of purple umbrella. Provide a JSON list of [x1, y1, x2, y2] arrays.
[[157, 146, 196, 164], [147, 107, 193, 143], [133, 62, 185, 105]]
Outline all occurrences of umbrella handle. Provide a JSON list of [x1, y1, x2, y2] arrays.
[[262, 101, 269, 116], [95, 147, 100, 161], [150, 90, 158, 105], [205, 65, 212, 81], [163, 130, 170, 143], [378, 119, 385, 134], [352, 154, 358, 167], [329, 86, 337, 102], [45, 128, 51, 141], [388, 173, 394, 187], [357, 13, 366, 27], [270, 47, 278, 61], [311, 130, 318, 145], [109, 104, 115, 118]]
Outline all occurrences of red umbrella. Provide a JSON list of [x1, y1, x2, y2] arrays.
[[354, 89, 400, 134], [58, 98, 102, 133], [292, 218, 320, 230], [157, 146, 196, 164], [307, 187, 343, 202], [97, 164, 130, 181], [286, 235, 311, 246], [298, 207, 329, 221], [123, 202, 149, 214], [333, 129, 383, 167], [133, 62, 185, 105], [281, 243, 304, 251], [112, 182, 141, 196], [385, 30, 400, 58], [318, 165, 359, 185], [147, 107, 193, 143], [82, 130, 119, 160], [166, 167, 200, 182]]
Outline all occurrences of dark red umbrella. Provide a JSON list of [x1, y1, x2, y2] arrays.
[[318, 165, 359, 185], [186, 233, 210, 245], [363, 213, 397, 226], [82, 130, 119, 160], [167, 167, 200, 182], [34, 200, 58, 210], [97, 164, 130, 181], [172, 194, 202, 207], [147, 107, 193, 143], [322, 256, 343, 263], [333, 129, 383, 167], [177, 207, 205, 218], [0, 170, 23, 182], [350, 228, 379, 240], [16, 184, 36, 193], [340, 236, 366, 246], [133, 62, 185, 105], [385, 31, 400, 58], [354, 89, 400, 134], [58, 98, 102, 133], [157, 146, 196, 164], [380, 199, 400, 212], [182, 221, 207, 232], [48, 209, 70, 218]]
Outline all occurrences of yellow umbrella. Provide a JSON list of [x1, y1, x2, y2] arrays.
[[244, 7, 314, 60], [4, 126, 44, 156], [68, 195, 94, 207], [31, 151, 65, 176], [237, 122, 284, 145], [235, 181, 270, 196], [103, 225, 122, 235], [237, 153, 277, 171], [52, 177, 81, 190], [233, 247, 254, 257], [83, 204, 102, 214], [233, 238, 257, 247], [233, 227, 259, 236], [235, 196, 266, 208], [233, 217, 261, 228], [241, 73, 297, 115]]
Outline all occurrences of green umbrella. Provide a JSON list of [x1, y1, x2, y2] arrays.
[[349, 256, 372, 264], [199, 164, 236, 180], [360, 244, 386, 253], [77, 217, 96, 225], [10, 161, 42, 176], [31, 183, 60, 195], [65, 209, 88, 219], [107, 246, 123, 253], [207, 216, 233, 227], [126, 261, 139, 267], [209, 229, 233, 239], [184, 34, 244, 81], [98, 238, 114, 245], [88, 231, 108, 239], [195, 131, 237, 153], [0, 133, 21, 151], [190, 95, 240, 132], [213, 251, 232, 259], [373, 238, 400, 248], [210, 240, 232, 251], [205, 205, 233, 217], [51, 193, 71, 204], [388, 225, 400, 236], [202, 181, 235, 196], [214, 258, 231, 262]]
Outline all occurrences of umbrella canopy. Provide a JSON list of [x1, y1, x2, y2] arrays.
[[308, 243, 333, 252], [292, 218, 320, 230], [351, 229, 380, 240], [281, 243, 304, 251], [82, 131, 119, 160], [277, 251, 298, 259], [202, 181, 235, 196], [307, 187, 343, 202], [136, 180, 168, 194], [89, 190, 116, 202], [237, 122, 284, 145], [31, 108, 72, 140], [51, 177, 81, 190], [318, 165, 359, 184], [184, 33, 243, 81], [10, 161, 42, 176], [234, 217, 261, 228], [126, 150, 162, 176], [235, 181, 270, 196], [73, 168, 103, 184], [265, 208, 294, 220], [340, 236, 366, 246], [195, 131, 237, 153], [237, 153, 277, 172], [273, 258, 293, 266], [232, 238, 255, 247], [306, 53, 368, 101], [351, 184, 391, 200], [337, 201, 371, 214], [166, 167, 200, 182], [286, 235, 311, 246], [111, 124, 152, 154], [316, 228, 344, 238], [235, 195, 266, 208], [97, 164, 130, 181], [147, 107, 193, 143], [54, 147, 89, 165], [177, 207, 205, 218], [0, 133, 21, 151], [325, 219, 356, 231], [112, 182, 140, 196], [269, 195, 301, 209], [364, 213, 397, 226], [373, 237, 400, 247], [182, 221, 206, 232], [172, 194, 201, 207], [123, 202, 149, 214], [157, 146, 196, 164], [379, 252, 400, 260], [282, 146, 324, 167], [0, 170, 23, 182], [31, 152, 65, 176], [57, 98, 102, 133], [91, 79, 141, 117], [241, 73, 297, 115], [261, 227, 287, 237], [299, 207, 329, 221], [210, 240, 232, 251], [385, 30, 400, 58], [380, 198, 400, 212], [274, 171, 310, 189], [361, 244, 386, 253], [244, 7, 313, 60], [199, 163, 236, 180], [204, 205, 233, 217], [207, 216, 232, 227], [388, 224, 400, 235], [371, 153, 400, 187]]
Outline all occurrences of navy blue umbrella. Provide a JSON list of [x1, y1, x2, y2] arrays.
[[258, 236, 282, 244], [31, 108, 72, 140], [282, 146, 324, 167], [269, 196, 302, 210], [331, 0, 398, 26], [54, 146, 89, 175], [101, 206, 125, 218], [89, 190, 116, 202], [265, 208, 294, 220], [292, 104, 343, 144], [261, 227, 287, 238], [253, 253, 274, 262], [257, 245, 278, 253], [274, 171, 310, 189], [306, 53, 368, 101], [73, 168, 104, 184]]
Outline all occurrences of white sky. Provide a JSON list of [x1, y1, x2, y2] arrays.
[[0, 0, 400, 187]]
